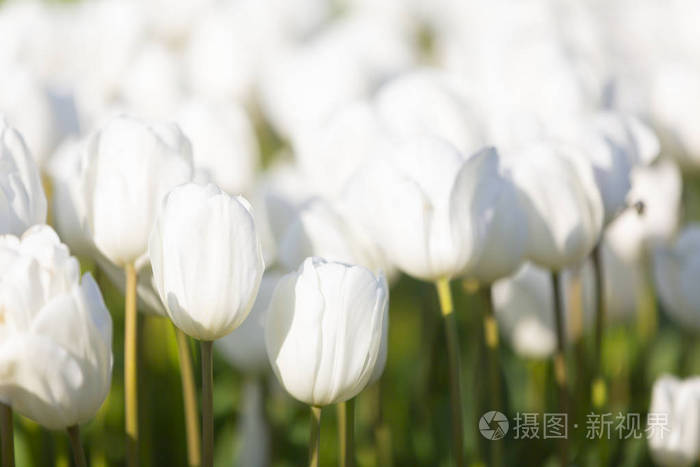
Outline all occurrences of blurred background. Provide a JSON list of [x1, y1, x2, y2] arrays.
[[1, 0, 700, 465]]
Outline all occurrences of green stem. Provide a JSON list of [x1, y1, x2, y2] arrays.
[[483, 287, 503, 467], [66, 426, 87, 467], [309, 406, 322, 467], [175, 327, 201, 467], [551, 271, 569, 467], [338, 400, 355, 467], [124, 263, 139, 467], [0, 403, 14, 467], [591, 243, 607, 408], [435, 278, 464, 467], [201, 341, 214, 467]]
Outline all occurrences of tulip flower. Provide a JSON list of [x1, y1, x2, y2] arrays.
[[648, 375, 700, 467], [81, 115, 193, 465], [175, 98, 260, 196], [265, 257, 388, 467], [0, 117, 47, 236], [149, 182, 264, 467], [0, 225, 112, 467]]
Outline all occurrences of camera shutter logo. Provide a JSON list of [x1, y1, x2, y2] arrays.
[[479, 411, 509, 440]]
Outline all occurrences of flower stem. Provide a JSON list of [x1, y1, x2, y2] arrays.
[[66, 426, 87, 467], [435, 278, 464, 467], [200, 340, 214, 467], [309, 406, 322, 467], [338, 399, 355, 467], [175, 326, 201, 467], [124, 263, 139, 467], [591, 243, 607, 408], [550, 271, 569, 467], [483, 286, 503, 467], [0, 403, 14, 467]]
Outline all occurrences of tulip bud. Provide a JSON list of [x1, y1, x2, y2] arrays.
[[653, 224, 700, 332], [343, 136, 486, 281], [149, 182, 265, 341], [648, 375, 700, 467], [507, 142, 604, 270], [265, 257, 388, 406], [0, 116, 47, 235], [0, 225, 112, 430], [81, 115, 193, 267]]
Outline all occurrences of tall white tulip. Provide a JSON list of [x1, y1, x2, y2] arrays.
[[648, 375, 700, 467], [265, 257, 387, 466], [0, 225, 112, 430], [81, 115, 194, 267], [507, 141, 604, 270], [0, 117, 47, 235], [149, 182, 264, 341], [265, 257, 388, 406]]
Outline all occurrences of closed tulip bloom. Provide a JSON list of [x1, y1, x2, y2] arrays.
[[0, 225, 112, 429], [343, 136, 485, 281], [265, 257, 388, 406], [0, 117, 47, 235], [648, 375, 700, 467], [454, 148, 529, 283], [507, 142, 604, 270], [81, 115, 193, 267], [652, 225, 700, 331], [216, 270, 284, 375], [149, 182, 265, 341]]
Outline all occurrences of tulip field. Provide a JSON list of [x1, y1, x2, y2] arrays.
[[2, 0, 700, 466]]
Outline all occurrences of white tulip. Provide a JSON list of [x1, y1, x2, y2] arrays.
[[175, 99, 260, 195], [0, 67, 59, 166], [492, 262, 595, 359], [46, 137, 93, 257], [0, 225, 112, 429], [507, 141, 604, 270], [81, 115, 193, 267], [343, 136, 487, 281], [149, 183, 264, 341], [375, 69, 486, 155], [216, 270, 284, 374], [648, 375, 700, 467], [455, 148, 529, 283], [0, 117, 47, 235], [653, 225, 700, 332], [265, 257, 388, 406]]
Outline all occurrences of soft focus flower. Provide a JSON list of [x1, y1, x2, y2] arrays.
[[81, 115, 193, 267], [454, 147, 529, 284], [0, 225, 112, 429], [343, 136, 488, 281], [234, 379, 269, 467], [0, 117, 47, 235], [652, 224, 700, 332], [277, 197, 394, 277], [175, 99, 260, 195], [216, 270, 284, 375], [648, 375, 700, 467], [374, 69, 485, 155], [265, 257, 388, 406], [506, 141, 604, 270], [149, 182, 264, 341], [492, 261, 595, 359]]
